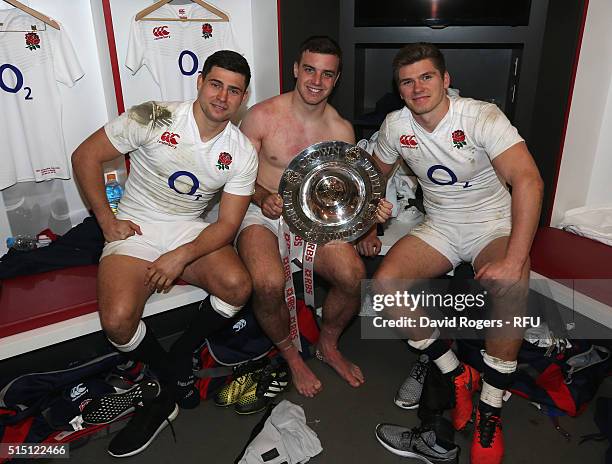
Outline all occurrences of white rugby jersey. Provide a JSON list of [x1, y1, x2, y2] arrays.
[[126, 3, 240, 101], [376, 97, 524, 224], [105, 100, 257, 223], [0, 8, 83, 189]]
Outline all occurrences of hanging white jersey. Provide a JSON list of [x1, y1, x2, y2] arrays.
[[0, 8, 83, 190], [104, 100, 257, 223], [126, 3, 240, 101], [376, 97, 524, 223]]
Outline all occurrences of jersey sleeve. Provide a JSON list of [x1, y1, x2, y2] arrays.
[[53, 26, 84, 87], [126, 17, 145, 74], [474, 104, 524, 161], [374, 115, 400, 165], [223, 144, 258, 196], [104, 102, 158, 154], [222, 22, 242, 54]]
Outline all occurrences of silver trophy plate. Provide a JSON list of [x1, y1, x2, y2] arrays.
[[279, 141, 384, 245]]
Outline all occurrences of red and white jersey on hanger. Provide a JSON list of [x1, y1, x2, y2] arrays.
[[0, 8, 83, 190], [126, 3, 241, 102]]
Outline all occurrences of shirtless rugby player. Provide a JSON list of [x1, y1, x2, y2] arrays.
[[237, 36, 390, 397]]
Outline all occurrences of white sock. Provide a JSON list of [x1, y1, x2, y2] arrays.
[[210, 295, 242, 318], [109, 320, 146, 352], [407, 328, 440, 351], [433, 349, 460, 374], [482, 352, 518, 374], [480, 381, 504, 409], [481, 352, 518, 409]]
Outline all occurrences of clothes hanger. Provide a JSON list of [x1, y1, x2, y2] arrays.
[[135, 0, 229, 22], [1, 0, 60, 30]]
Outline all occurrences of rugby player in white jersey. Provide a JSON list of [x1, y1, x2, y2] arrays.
[[72, 50, 256, 458], [371, 43, 543, 464]]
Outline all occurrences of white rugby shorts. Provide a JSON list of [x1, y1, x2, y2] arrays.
[[100, 220, 208, 262], [410, 216, 511, 267]]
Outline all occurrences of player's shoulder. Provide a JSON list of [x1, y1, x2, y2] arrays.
[[382, 107, 412, 130], [241, 94, 287, 137], [452, 96, 498, 120], [245, 93, 287, 120], [125, 100, 183, 126], [224, 121, 257, 155], [318, 104, 352, 140]]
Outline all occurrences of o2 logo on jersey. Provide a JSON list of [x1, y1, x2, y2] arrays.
[[168, 171, 202, 201], [152, 26, 170, 40], [427, 165, 472, 189], [159, 131, 180, 148], [178, 50, 199, 76], [399, 134, 418, 149], [0, 64, 33, 100]]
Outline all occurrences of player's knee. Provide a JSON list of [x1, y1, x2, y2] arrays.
[[330, 257, 366, 293], [101, 314, 138, 345], [219, 271, 252, 306], [505, 279, 529, 301], [372, 261, 402, 282], [253, 271, 285, 300]]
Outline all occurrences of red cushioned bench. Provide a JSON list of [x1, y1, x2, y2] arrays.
[[0, 265, 99, 340], [529, 226, 612, 327], [2, 225, 609, 360], [0, 266, 206, 360]]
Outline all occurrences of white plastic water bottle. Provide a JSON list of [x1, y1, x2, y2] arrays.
[[105, 173, 123, 215]]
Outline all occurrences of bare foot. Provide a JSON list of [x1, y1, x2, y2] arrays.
[[315, 344, 365, 387], [286, 356, 323, 398]]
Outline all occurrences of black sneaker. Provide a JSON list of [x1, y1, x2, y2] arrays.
[[175, 376, 198, 409], [235, 362, 290, 415], [169, 354, 201, 409], [107, 390, 178, 458], [395, 354, 429, 409], [375, 424, 459, 464], [82, 379, 161, 425]]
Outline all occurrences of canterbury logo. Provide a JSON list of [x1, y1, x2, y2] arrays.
[[232, 319, 247, 332], [70, 383, 87, 400], [152, 26, 170, 39], [400, 134, 418, 148], [160, 131, 180, 147]]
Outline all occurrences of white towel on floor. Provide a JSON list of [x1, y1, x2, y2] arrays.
[[238, 400, 322, 464]]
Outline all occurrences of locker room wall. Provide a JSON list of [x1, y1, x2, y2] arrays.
[[551, 0, 612, 225], [107, 0, 272, 110], [0, 0, 109, 254], [0, 0, 279, 255]]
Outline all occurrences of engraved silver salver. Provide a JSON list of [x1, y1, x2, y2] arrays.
[[278, 141, 384, 245]]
